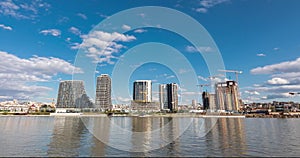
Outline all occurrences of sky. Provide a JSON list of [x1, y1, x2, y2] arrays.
[[0, 0, 300, 105]]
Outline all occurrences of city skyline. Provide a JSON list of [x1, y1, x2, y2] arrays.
[[0, 0, 300, 104]]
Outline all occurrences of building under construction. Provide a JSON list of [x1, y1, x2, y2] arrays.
[[215, 80, 240, 112]]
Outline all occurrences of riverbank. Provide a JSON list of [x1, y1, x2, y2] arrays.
[[2, 112, 300, 118]]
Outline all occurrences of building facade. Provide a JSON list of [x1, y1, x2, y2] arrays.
[[56, 80, 94, 108], [159, 84, 168, 110], [202, 92, 210, 110], [159, 83, 178, 112], [133, 80, 152, 103], [95, 74, 112, 111], [215, 81, 240, 112]]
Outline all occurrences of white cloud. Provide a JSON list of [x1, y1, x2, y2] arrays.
[[166, 75, 175, 79], [134, 29, 147, 33], [0, 24, 12, 30], [138, 13, 146, 18], [186, 45, 198, 52], [0, 0, 50, 19], [39, 29, 61, 37], [72, 30, 136, 64], [195, 8, 208, 13], [122, 24, 131, 31], [178, 69, 191, 74], [272, 72, 300, 79], [198, 75, 208, 81], [77, 13, 87, 19], [267, 77, 289, 85], [261, 93, 291, 100], [200, 0, 229, 8], [194, 0, 229, 13], [185, 45, 213, 53], [273, 47, 280, 51], [257, 53, 266, 57], [251, 57, 300, 75], [0, 51, 82, 100], [69, 26, 81, 35], [244, 90, 260, 95]]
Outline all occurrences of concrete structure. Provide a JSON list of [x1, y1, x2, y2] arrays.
[[167, 83, 178, 112], [56, 80, 94, 108], [192, 99, 197, 109], [133, 80, 152, 103], [159, 84, 168, 110], [202, 92, 210, 110], [215, 81, 240, 112], [209, 94, 217, 111], [159, 83, 178, 112], [95, 74, 112, 111]]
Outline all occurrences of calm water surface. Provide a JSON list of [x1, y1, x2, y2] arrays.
[[0, 116, 300, 157]]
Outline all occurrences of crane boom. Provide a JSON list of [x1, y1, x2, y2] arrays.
[[218, 69, 242, 83]]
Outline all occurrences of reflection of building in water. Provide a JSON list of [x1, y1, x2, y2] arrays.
[[207, 118, 246, 156], [90, 117, 111, 157], [131, 117, 152, 153], [130, 117, 180, 155], [47, 117, 86, 157], [164, 117, 180, 155]]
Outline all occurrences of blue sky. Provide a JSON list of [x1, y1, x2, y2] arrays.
[[0, 0, 300, 104]]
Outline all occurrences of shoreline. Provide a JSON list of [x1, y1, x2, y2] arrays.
[[1, 113, 300, 118]]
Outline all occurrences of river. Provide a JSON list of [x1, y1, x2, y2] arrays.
[[0, 116, 299, 157]]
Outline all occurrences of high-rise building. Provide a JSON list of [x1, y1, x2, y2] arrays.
[[167, 83, 178, 112], [192, 99, 197, 109], [209, 93, 217, 111], [133, 80, 152, 103], [95, 74, 112, 110], [159, 83, 178, 112], [215, 81, 240, 112], [159, 84, 168, 110], [56, 80, 94, 108], [202, 91, 210, 110]]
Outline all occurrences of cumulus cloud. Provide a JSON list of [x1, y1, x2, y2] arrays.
[[122, 24, 131, 31], [267, 77, 289, 85], [69, 26, 81, 35], [39, 29, 61, 36], [251, 57, 300, 75], [77, 13, 87, 19], [200, 0, 229, 8], [0, 51, 82, 100], [72, 30, 136, 64], [0, 24, 12, 30], [257, 53, 266, 57], [261, 93, 291, 100], [244, 90, 260, 95], [250, 57, 300, 100], [195, 8, 208, 13], [198, 75, 208, 81], [134, 29, 147, 33], [0, 0, 50, 19], [195, 0, 229, 13]]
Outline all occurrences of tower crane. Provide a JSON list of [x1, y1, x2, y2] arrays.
[[218, 69, 243, 83]]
